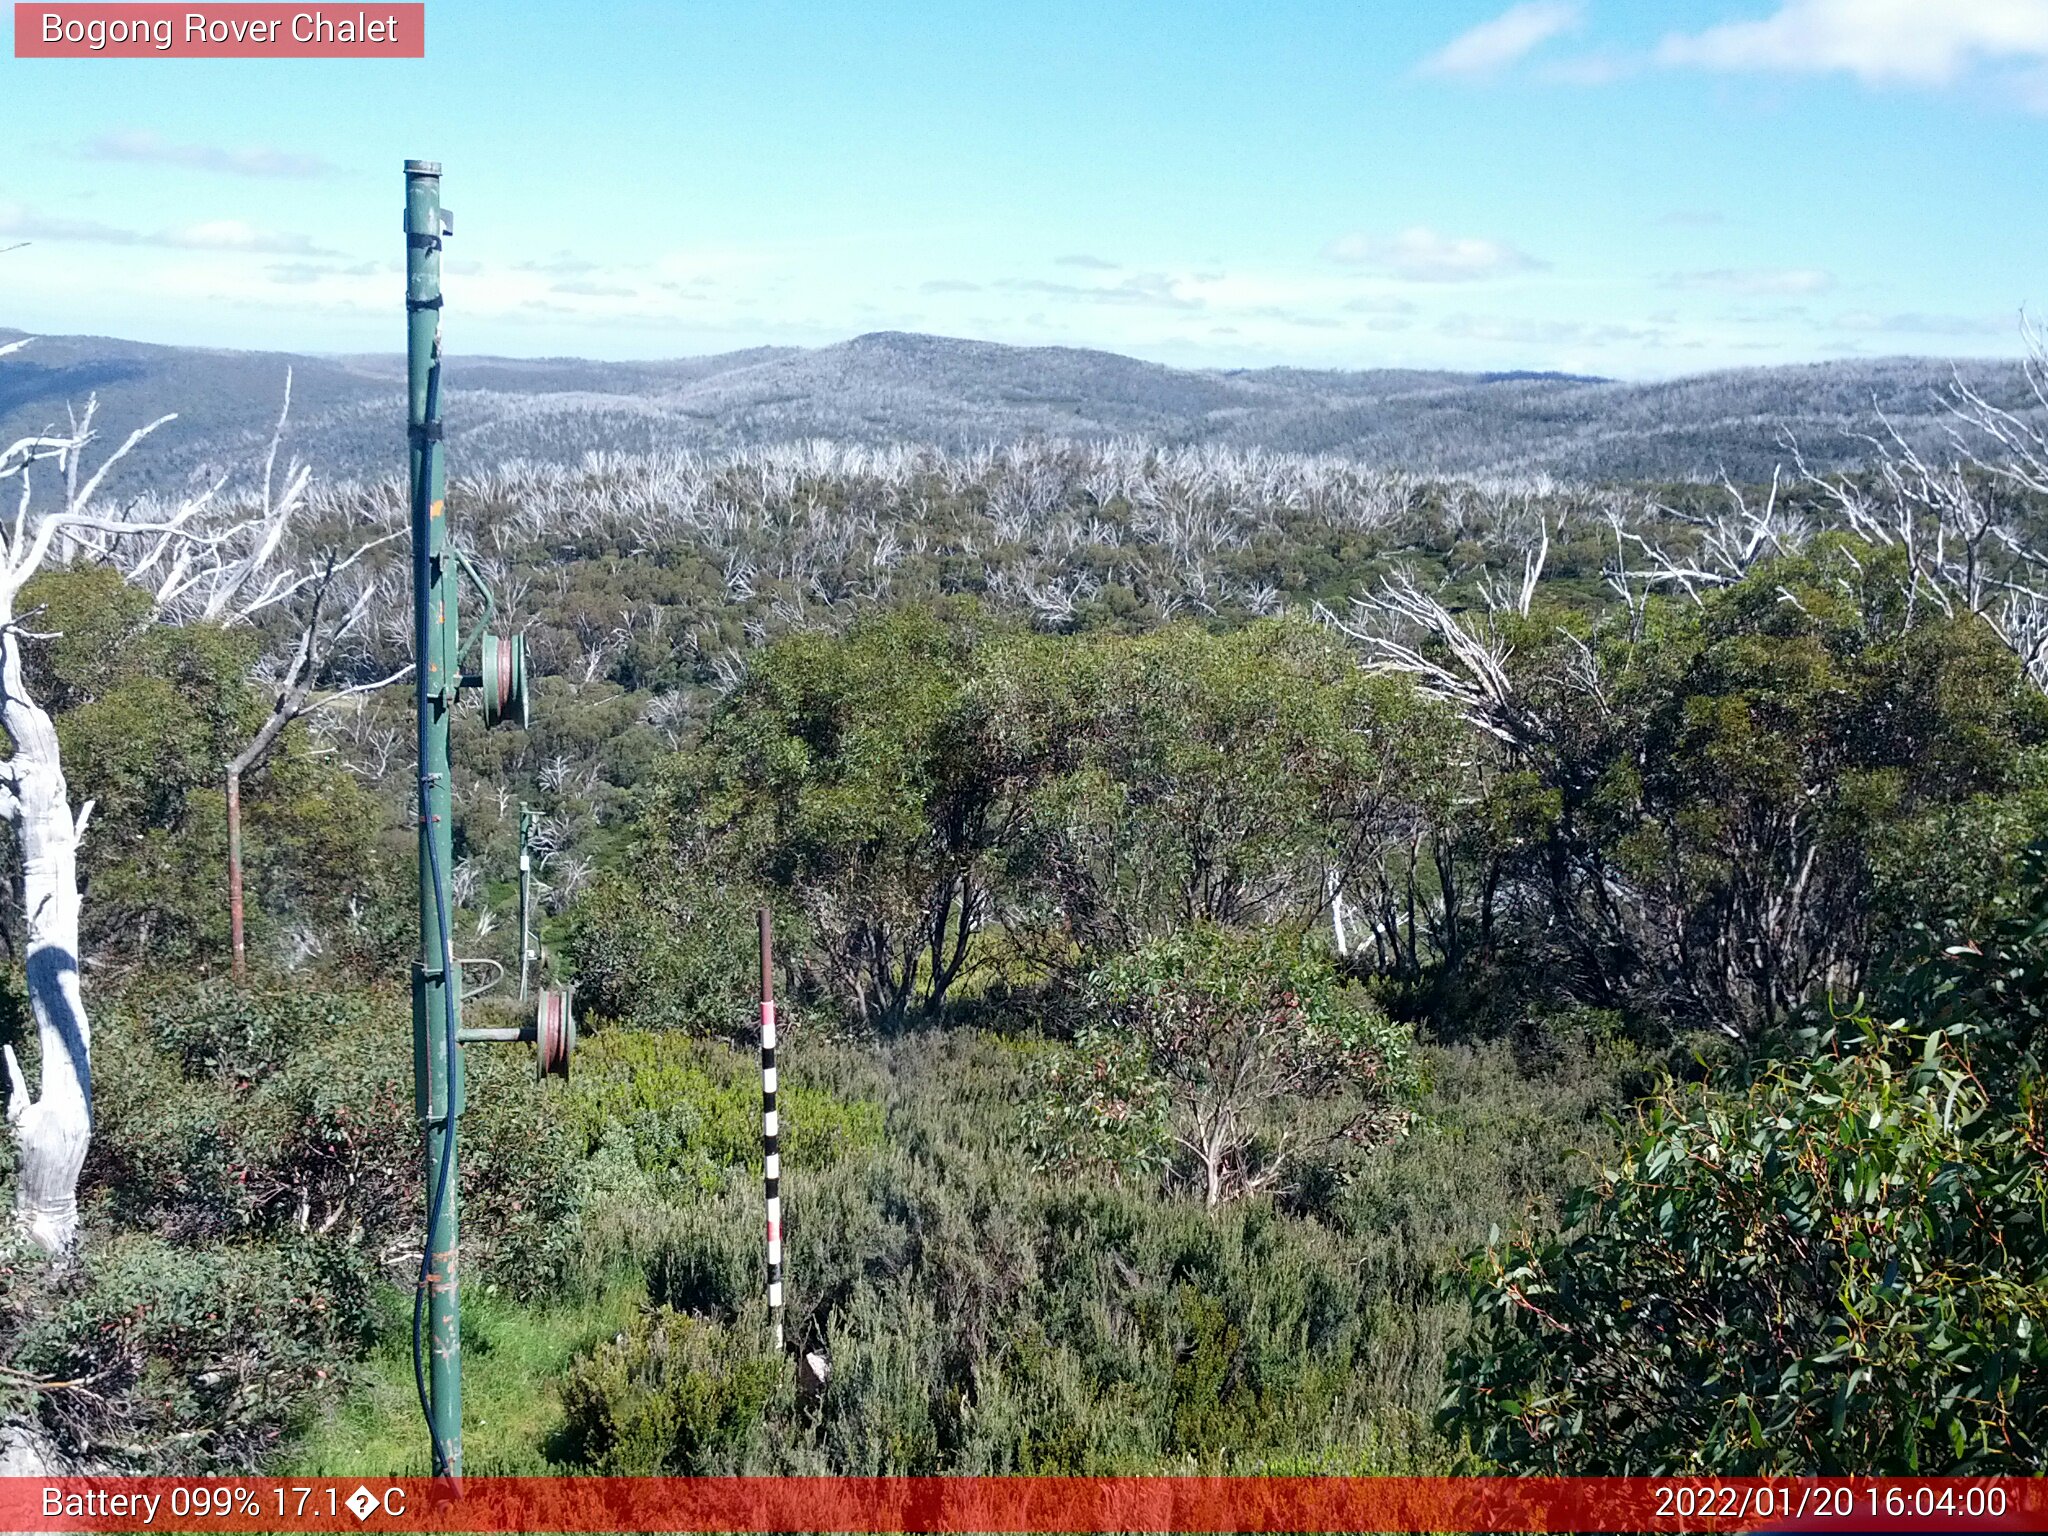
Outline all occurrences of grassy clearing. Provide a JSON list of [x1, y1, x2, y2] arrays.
[[284, 1026, 1622, 1475], [287, 1279, 647, 1475]]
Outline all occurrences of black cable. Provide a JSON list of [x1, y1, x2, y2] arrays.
[[409, 325, 458, 1481], [411, 815, 460, 1479]]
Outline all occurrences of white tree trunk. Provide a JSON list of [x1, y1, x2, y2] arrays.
[[0, 619, 92, 1256], [0, 342, 263, 1261]]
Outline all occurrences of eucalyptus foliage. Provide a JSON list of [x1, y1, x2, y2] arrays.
[[1442, 858, 2048, 1472], [1029, 928, 1418, 1206]]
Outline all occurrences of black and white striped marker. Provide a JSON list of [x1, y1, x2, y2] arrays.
[[759, 908, 783, 1354]]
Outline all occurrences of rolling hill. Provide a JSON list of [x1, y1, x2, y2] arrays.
[[0, 326, 2025, 492]]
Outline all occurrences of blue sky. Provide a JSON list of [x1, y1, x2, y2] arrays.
[[3, 0, 2046, 375]]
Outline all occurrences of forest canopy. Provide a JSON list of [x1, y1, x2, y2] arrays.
[[2, 360, 2046, 1475]]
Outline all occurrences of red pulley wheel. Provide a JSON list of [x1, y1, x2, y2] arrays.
[[480, 632, 529, 730], [536, 986, 574, 1080]]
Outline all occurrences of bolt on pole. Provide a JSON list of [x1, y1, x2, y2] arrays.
[[760, 908, 784, 1354], [405, 157, 463, 1481]]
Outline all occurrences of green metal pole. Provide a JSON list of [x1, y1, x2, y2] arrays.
[[405, 158, 463, 1480]]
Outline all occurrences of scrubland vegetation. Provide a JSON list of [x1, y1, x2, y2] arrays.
[[1, 342, 2045, 1475]]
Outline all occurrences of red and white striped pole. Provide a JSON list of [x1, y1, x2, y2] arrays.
[[759, 907, 784, 1354]]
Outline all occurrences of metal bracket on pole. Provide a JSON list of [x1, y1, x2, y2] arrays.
[[451, 544, 495, 671]]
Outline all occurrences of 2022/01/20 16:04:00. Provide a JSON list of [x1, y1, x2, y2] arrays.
[[1660, 1480, 2018, 1530]]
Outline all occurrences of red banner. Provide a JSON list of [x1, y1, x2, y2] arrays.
[[0, 1477, 2042, 1533], [12, 4, 424, 57]]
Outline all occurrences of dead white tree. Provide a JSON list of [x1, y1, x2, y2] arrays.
[[1319, 563, 1531, 747], [151, 374, 409, 975], [1796, 329, 2048, 690], [217, 561, 406, 975], [0, 351, 237, 1253], [1321, 338, 2048, 1041], [1619, 468, 1801, 606]]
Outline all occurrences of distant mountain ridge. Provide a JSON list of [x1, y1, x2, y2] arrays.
[[0, 326, 2027, 491]]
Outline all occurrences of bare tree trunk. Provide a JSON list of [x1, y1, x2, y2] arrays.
[[0, 350, 314, 1258], [224, 728, 287, 980], [226, 765, 246, 978], [0, 621, 93, 1256], [216, 558, 408, 980]]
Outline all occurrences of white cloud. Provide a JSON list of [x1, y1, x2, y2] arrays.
[[516, 254, 603, 275], [170, 219, 332, 254], [1538, 50, 1637, 84], [1656, 0, 2048, 87], [267, 260, 379, 283], [0, 204, 334, 254], [1667, 266, 1836, 295], [1417, 1, 1583, 78], [1324, 227, 1545, 282], [1243, 306, 1342, 330], [1829, 308, 2008, 336], [1000, 272, 1202, 310], [83, 130, 334, 179], [1439, 313, 1655, 346], [552, 279, 638, 298]]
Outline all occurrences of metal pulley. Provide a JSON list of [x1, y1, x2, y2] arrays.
[[479, 631, 529, 730], [455, 987, 573, 1080], [535, 986, 574, 1080]]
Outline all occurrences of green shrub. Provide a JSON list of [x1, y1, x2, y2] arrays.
[[1029, 927, 1418, 1206], [90, 975, 580, 1287], [141, 978, 377, 1086], [1014, 1033, 1170, 1184], [1440, 861, 2048, 1472], [459, 1024, 589, 1292], [90, 979, 414, 1247], [557, 1303, 781, 1472], [565, 1031, 884, 1191], [817, 1285, 949, 1473], [7, 1233, 372, 1470], [368, 1020, 1620, 1478], [643, 1189, 762, 1322], [567, 864, 771, 1039]]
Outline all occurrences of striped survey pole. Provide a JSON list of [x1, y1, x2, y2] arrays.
[[759, 908, 784, 1353]]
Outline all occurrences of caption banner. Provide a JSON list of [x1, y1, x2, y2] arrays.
[[13, 4, 423, 57], [1, 1477, 2042, 1533]]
